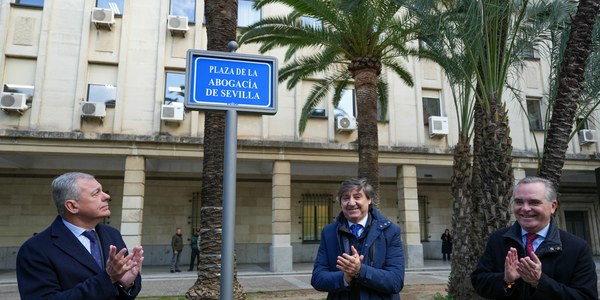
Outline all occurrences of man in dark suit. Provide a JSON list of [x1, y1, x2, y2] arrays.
[[311, 178, 405, 299], [16, 172, 144, 300], [471, 176, 597, 299]]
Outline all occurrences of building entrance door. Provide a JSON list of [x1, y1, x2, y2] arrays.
[[564, 211, 589, 243]]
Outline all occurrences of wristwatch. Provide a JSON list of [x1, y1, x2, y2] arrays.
[[117, 282, 134, 291]]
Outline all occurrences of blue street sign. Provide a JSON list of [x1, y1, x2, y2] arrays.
[[185, 50, 278, 114]]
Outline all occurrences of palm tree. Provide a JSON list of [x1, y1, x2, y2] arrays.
[[186, 1, 246, 299], [238, 0, 417, 202], [538, 0, 600, 188], [408, 1, 479, 297], [408, 0, 561, 298]]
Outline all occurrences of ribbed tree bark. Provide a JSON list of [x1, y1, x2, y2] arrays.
[[447, 133, 480, 299], [350, 60, 381, 206], [538, 0, 600, 189]]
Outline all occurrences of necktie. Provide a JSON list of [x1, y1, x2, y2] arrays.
[[82, 230, 103, 269], [350, 224, 363, 239], [525, 232, 537, 257]]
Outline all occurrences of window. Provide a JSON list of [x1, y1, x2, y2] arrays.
[[87, 84, 117, 107], [164, 72, 186, 103], [308, 97, 327, 118], [238, 0, 261, 27], [309, 108, 327, 118], [527, 97, 543, 131], [300, 16, 322, 29], [14, 0, 44, 7], [522, 45, 539, 60], [87, 64, 117, 106], [576, 117, 590, 131], [418, 39, 431, 51], [422, 90, 442, 125], [335, 89, 356, 118], [3, 57, 36, 103], [418, 195, 429, 242], [302, 194, 332, 242], [2, 84, 34, 104], [377, 100, 387, 122], [170, 0, 196, 23], [96, 0, 124, 15]]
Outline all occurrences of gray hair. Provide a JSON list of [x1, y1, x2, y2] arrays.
[[52, 172, 95, 216], [513, 176, 557, 203], [337, 178, 376, 203]]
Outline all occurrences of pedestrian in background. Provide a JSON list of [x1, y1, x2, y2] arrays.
[[188, 228, 200, 271], [170, 227, 183, 273], [441, 228, 452, 261]]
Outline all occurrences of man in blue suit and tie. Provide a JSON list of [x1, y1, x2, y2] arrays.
[[16, 172, 144, 300]]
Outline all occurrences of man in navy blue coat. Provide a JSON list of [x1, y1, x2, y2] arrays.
[[471, 176, 597, 299], [311, 178, 405, 299], [17, 172, 144, 300]]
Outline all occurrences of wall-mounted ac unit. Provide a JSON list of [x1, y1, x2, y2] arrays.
[[0, 92, 28, 111], [428, 116, 449, 137], [335, 115, 357, 132], [167, 15, 189, 36], [91, 8, 115, 29], [578, 129, 597, 144], [161, 102, 185, 121], [81, 102, 106, 118]]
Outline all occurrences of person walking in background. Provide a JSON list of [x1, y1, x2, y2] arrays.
[[441, 228, 452, 261], [471, 176, 597, 299], [311, 178, 405, 299], [187, 228, 200, 271], [170, 227, 183, 273], [16, 172, 143, 300]]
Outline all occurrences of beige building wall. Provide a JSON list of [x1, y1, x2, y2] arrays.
[[0, 0, 599, 271]]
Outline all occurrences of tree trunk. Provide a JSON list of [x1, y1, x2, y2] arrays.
[[186, 0, 246, 299], [476, 99, 513, 236], [538, 0, 600, 189], [447, 133, 480, 299], [353, 67, 380, 206]]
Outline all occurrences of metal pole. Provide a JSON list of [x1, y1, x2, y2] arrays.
[[220, 109, 237, 300]]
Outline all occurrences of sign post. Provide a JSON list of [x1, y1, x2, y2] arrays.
[[185, 49, 277, 300]]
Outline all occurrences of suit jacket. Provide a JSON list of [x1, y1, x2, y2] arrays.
[[16, 216, 142, 300], [311, 207, 405, 300], [471, 218, 597, 299]]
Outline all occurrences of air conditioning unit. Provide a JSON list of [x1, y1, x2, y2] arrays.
[[428, 116, 449, 137], [168, 15, 189, 31], [335, 115, 357, 132], [0, 92, 28, 110], [161, 102, 185, 121], [81, 102, 106, 118], [91, 8, 115, 29], [578, 129, 597, 144]]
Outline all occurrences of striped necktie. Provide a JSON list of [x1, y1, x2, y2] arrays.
[[525, 232, 537, 257], [82, 230, 103, 269], [350, 224, 363, 239]]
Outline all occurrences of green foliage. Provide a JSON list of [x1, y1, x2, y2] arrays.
[[433, 292, 455, 300], [238, 0, 418, 135], [138, 297, 186, 300]]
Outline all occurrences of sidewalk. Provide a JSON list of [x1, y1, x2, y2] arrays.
[[1, 257, 598, 299], [0, 260, 451, 299]]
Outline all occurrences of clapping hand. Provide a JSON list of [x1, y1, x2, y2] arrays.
[[336, 246, 364, 283], [106, 245, 144, 289]]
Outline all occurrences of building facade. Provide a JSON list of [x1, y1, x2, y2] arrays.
[[0, 0, 599, 271]]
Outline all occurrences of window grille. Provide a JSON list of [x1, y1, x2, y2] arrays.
[[418, 195, 429, 242], [302, 193, 333, 242]]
